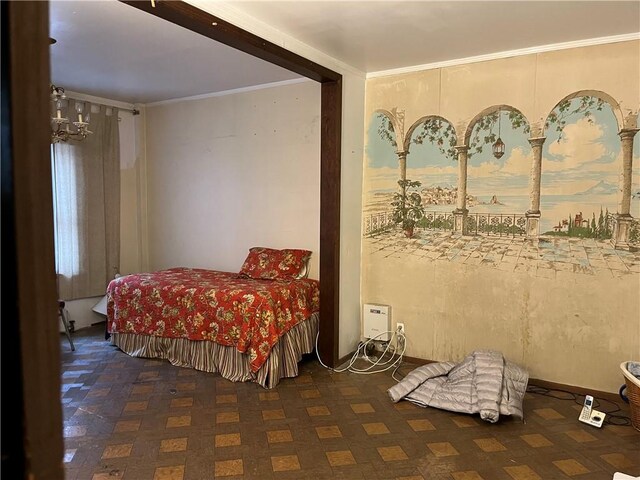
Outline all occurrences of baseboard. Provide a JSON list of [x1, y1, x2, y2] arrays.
[[402, 355, 436, 366], [528, 378, 621, 403], [337, 350, 356, 367]]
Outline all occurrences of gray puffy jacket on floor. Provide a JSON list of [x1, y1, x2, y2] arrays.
[[388, 350, 529, 423]]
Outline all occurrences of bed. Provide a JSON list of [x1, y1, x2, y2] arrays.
[[106, 248, 320, 388]]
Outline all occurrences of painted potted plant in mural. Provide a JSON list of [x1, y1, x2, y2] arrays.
[[391, 179, 425, 238]]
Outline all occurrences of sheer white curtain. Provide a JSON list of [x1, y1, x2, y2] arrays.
[[52, 101, 120, 299]]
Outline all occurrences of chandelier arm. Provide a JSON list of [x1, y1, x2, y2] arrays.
[[50, 83, 93, 144]]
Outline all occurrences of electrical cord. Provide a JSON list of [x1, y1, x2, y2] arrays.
[[315, 327, 406, 376], [526, 385, 632, 427]]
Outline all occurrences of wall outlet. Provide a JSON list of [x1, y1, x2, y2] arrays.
[[396, 323, 405, 334]]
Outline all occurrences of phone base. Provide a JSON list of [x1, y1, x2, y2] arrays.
[[578, 409, 605, 428]]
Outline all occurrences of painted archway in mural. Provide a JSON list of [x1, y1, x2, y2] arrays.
[[399, 116, 459, 233], [461, 105, 532, 236], [540, 91, 630, 238], [403, 116, 458, 206], [464, 105, 532, 210]]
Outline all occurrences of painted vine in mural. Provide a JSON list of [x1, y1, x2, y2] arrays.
[[411, 118, 457, 161], [545, 96, 605, 141], [376, 110, 531, 159], [376, 99, 605, 158], [376, 113, 397, 147]]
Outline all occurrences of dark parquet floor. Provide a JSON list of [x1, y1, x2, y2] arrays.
[[60, 326, 639, 480]]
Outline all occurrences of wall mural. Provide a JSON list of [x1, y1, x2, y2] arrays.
[[363, 93, 640, 279]]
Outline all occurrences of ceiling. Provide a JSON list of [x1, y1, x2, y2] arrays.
[[49, 0, 301, 104], [50, 1, 639, 104], [229, 1, 640, 73]]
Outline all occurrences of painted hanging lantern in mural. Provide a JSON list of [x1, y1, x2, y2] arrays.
[[492, 137, 505, 159], [468, 110, 529, 158], [491, 110, 505, 159]]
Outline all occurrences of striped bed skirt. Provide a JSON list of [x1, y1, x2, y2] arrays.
[[110, 312, 319, 389]]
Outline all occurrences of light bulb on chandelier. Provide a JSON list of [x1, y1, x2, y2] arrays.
[[50, 84, 93, 143]]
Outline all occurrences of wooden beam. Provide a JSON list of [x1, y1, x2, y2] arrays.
[[319, 80, 342, 367]]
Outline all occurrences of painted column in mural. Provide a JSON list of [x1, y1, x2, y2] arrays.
[[396, 151, 407, 198], [453, 145, 469, 234], [397, 150, 408, 212], [526, 136, 546, 238], [397, 151, 407, 182], [612, 127, 639, 248]]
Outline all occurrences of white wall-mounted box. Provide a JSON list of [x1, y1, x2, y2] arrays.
[[363, 303, 391, 341]]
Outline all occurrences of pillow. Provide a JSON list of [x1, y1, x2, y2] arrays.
[[239, 247, 311, 280], [295, 257, 310, 279]]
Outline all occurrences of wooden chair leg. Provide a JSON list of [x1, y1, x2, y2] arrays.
[[59, 306, 75, 351]]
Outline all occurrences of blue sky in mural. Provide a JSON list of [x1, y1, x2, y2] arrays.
[[466, 110, 531, 197], [541, 99, 621, 196], [366, 113, 397, 169], [405, 119, 458, 188]]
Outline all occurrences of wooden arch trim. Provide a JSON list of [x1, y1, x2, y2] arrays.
[[120, 0, 342, 366]]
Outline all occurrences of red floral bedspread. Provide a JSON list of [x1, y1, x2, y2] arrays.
[[107, 268, 320, 372]]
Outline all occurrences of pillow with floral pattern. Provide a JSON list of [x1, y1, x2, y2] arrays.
[[239, 247, 311, 280]]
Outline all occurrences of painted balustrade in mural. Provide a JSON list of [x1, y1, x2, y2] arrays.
[[465, 213, 527, 237], [363, 211, 395, 236], [418, 211, 454, 232], [629, 217, 640, 246], [362, 209, 636, 245]]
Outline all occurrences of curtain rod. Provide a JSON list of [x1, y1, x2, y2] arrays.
[[63, 89, 141, 116]]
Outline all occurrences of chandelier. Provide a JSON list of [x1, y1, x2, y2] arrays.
[[50, 84, 92, 143]]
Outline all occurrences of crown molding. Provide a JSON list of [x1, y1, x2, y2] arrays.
[[367, 32, 640, 79], [144, 78, 312, 107]]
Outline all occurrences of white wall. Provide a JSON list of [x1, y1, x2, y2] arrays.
[[144, 80, 322, 277], [186, 0, 367, 358], [119, 110, 140, 274]]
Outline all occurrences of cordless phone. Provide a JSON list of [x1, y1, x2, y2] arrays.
[[578, 395, 605, 428]]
